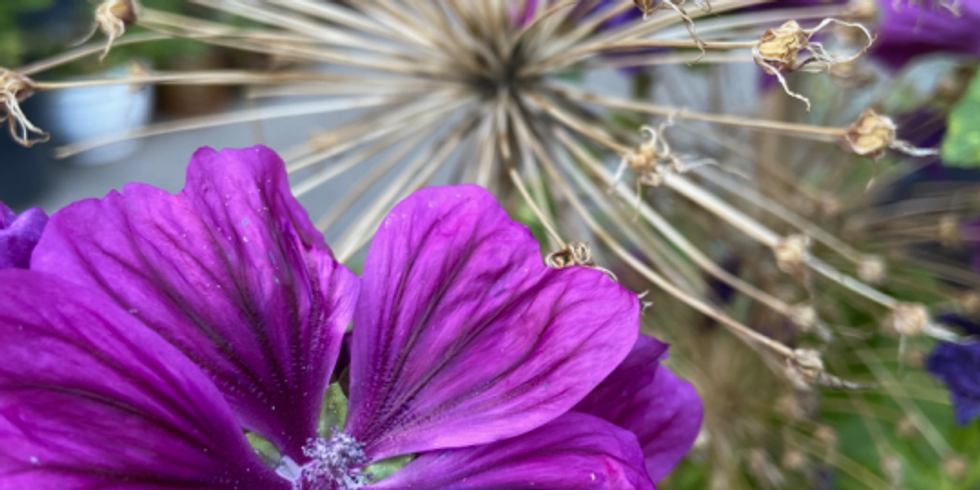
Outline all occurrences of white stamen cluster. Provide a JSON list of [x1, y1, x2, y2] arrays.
[[296, 433, 369, 490]]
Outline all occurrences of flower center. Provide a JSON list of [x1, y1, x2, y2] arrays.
[[280, 433, 370, 490]]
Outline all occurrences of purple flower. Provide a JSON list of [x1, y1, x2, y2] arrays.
[[0, 202, 46, 269], [873, 0, 980, 68], [927, 340, 980, 425], [2, 146, 702, 489]]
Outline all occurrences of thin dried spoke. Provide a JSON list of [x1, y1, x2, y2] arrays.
[[554, 86, 845, 140], [314, 131, 435, 233], [32, 70, 372, 90], [286, 93, 474, 173], [854, 348, 954, 458], [333, 113, 480, 262], [697, 168, 867, 265], [18, 33, 170, 75], [562, 126, 803, 320], [546, 129, 797, 360], [56, 94, 404, 158], [291, 119, 439, 198]]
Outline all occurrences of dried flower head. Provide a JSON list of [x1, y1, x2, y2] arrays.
[[753, 18, 874, 110], [0, 69, 47, 147]]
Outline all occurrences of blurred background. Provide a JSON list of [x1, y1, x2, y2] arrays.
[[2, 1, 980, 489]]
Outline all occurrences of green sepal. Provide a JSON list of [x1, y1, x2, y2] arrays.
[[245, 431, 282, 467], [319, 382, 349, 438], [364, 454, 416, 483]]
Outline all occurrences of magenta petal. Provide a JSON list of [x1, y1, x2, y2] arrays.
[[0, 203, 47, 269], [0, 270, 288, 490], [346, 185, 640, 459], [574, 335, 703, 482], [31, 146, 359, 459], [370, 412, 655, 490]]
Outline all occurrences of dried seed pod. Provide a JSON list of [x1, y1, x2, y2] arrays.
[[888, 302, 929, 337], [944, 455, 967, 481], [790, 304, 833, 341], [753, 18, 874, 110], [632, 1, 709, 58], [881, 454, 903, 487], [546, 241, 596, 269], [813, 424, 838, 448], [857, 254, 886, 283], [772, 234, 810, 276], [844, 108, 940, 160], [546, 241, 618, 281], [844, 109, 897, 159], [938, 214, 962, 247], [615, 123, 717, 191], [77, 0, 139, 60], [0, 68, 48, 147], [747, 449, 785, 488], [755, 20, 810, 72], [781, 450, 807, 472]]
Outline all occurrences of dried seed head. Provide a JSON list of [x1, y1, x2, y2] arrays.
[[843, 108, 940, 163], [546, 241, 596, 269], [755, 20, 809, 72], [939, 214, 962, 247], [790, 304, 833, 341], [944, 455, 967, 481], [857, 254, 886, 283], [887, 303, 929, 337], [100, 0, 137, 28], [813, 425, 838, 448], [747, 449, 785, 488], [958, 290, 980, 316], [0, 68, 48, 147], [844, 109, 896, 159], [896, 415, 917, 437], [775, 393, 807, 420], [781, 450, 807, 472], [881, 454, 903, 487], [754, 18, 874, 111], [546, 241, 618, 281], [773, 234, 810, 275], [79, 0, 138, 60], [785, 348, 824, 390], [790, 304, 817, 331], [634, 0, 657, 18]]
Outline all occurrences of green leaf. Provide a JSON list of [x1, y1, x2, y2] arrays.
[[942, 69, 980, 167], [318, 382, 349, 437]]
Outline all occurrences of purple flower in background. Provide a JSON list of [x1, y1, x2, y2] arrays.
[[2, 146, 703, 489], [0, 202, 46, 269], [873, 0, 980, 68], [927, 340, 980, 425]]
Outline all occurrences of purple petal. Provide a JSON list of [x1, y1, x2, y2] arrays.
[[346, 185, 640, 459], [873, 0, 980, 68], [0, 270, 288, 490], [575, 335, 703, 482], [926, 341, 980, 425], [370, 412, 655, 490], [31, 146, 359, 459], [0, 203, 47, 269]]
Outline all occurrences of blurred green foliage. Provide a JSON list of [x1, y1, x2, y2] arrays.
[[943, 70, 980, 167], [0, 0, 54, 66]]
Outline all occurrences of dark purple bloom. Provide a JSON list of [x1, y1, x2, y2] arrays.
[[2, 146, 702, 489], [873, 0, 980, 68], [0, 202, 46, 269], [927, 340, 980, 425]]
